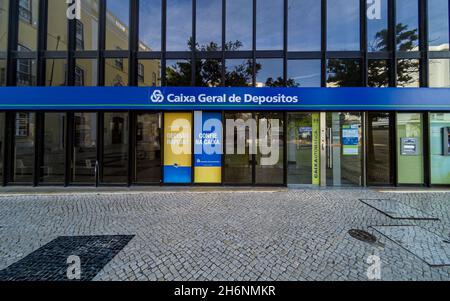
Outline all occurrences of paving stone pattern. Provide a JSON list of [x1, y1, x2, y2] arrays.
[[0, 235, 134, 281], [371, 226, 450, 267], [0, 189, 449, 281], [360, 199, 438, 220]]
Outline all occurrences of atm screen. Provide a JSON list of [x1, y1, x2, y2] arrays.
[[444, 127, 450, 156], [447, 128, 450, 154]]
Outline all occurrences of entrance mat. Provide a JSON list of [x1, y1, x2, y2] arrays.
[[360, 199, 438, 220], [0, 235, 134, 281], [371, 226, 450, 267]]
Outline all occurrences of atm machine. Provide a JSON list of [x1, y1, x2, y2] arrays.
[[443, 127, 450, 156]]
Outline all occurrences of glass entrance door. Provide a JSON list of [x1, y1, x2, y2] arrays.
[[255, 112, 284, 185], [367, 112, 393, 185], [71, 112, 97, 184], [287, 112, 320, 185], [224, 112, 253, 184], [326, 112, 362, 186], [135, 113, 162, 184]]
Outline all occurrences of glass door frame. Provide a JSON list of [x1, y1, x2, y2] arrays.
[[67, 111, 100, 187], [132, 110, 163, 186], [5, 111, 38, 186], [36, 111, 67, 186], [394, 111, 429, 187], [364, 111, 396, 187], [222, 111, 287, 186], [323, 111, 365, 187]]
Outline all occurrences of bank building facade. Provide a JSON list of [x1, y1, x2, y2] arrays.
[[0, 0, 449, 187]]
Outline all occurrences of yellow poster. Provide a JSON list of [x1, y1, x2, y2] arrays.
[[163, 113, 192, 183]]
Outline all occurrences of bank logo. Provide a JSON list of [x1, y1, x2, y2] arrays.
[[151, 90, 164, 103]]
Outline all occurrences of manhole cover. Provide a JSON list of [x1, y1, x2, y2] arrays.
[[348, 229, 377, 244]]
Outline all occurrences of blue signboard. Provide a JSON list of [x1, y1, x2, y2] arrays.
[[0, 86, 450, 111]]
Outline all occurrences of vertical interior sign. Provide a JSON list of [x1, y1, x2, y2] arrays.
[[312, 113, 320, 185], [194, 112, 222, 183], [163, 113, 192, 183], [342, 124, 359, 156]]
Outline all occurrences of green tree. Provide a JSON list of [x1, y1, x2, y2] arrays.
[[166, 40, 300, 87], [327, 23, 419, 87], [368, 23, 419, 87]]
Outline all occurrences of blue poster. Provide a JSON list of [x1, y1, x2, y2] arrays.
[[194, 112, 222, 183]]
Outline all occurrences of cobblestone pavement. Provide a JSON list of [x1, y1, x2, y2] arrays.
[[0, 188, 449, 281]]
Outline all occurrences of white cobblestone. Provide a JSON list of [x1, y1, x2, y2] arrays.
[[0, 188, 449, 281]]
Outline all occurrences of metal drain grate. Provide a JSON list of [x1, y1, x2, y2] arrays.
[[348, 229, 377, 244]]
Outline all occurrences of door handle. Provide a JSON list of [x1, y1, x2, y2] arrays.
[[327, 128, 333, 169]]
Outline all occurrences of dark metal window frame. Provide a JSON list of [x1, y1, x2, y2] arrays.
[[75, 19, 84, 51], [3, 0, 447, 87], [0, 0, 449, 188]]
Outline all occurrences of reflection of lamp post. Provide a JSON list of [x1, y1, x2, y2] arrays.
[[49, 36, 61, 86]]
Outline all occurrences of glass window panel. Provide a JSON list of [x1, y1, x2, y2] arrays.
[[225, 59, 253, 87], [288, 0, 321, 51], [16, 56, 37, 86], [167, 0, 192, 51], [287, 60, 321, 87], [195, 59, 222, 87], [367, 0, 388, 52], [429, 113, 450, 184], [0, 59, 6, 86], [255, 112, 284, 184], [224, 112, 253, 184], [135, 113, 162, 183], [137, 60, 161, 87], [196, 0, 221, 50], [428, 0, 449, 51], [256, 0, 283, 50], [368, 59, 389, 87], [397, 59, 419, 87], [255, 59, 283, 87], [105, 0, 129, 50], [396, 113, 424, 184], [47, 0, 67, 51], [327, 0, 360, 51], [0, 0, 8, 51], [287, 113, 316, 185], [396, 0, 419, 51], [0, 112, 4, 180], [326, 112, 362, 186], [103, 112, 129, 184], [139, 0, 161, 51], [75, 59, 98, 86], [226, 0, 252, 51], [429, 59, 450, 88], [46, 59, 66, 86], [40, 113, 66, 184], [72, 112, 97, 184], [77, 0, 99, 51], [367, 112, 393, 185], [18, 0, 39, 51], [13, 112, 36, 183], [326, 59, 362, 87], [166, 59, 192, 86], [105, 58, 128, 86]]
